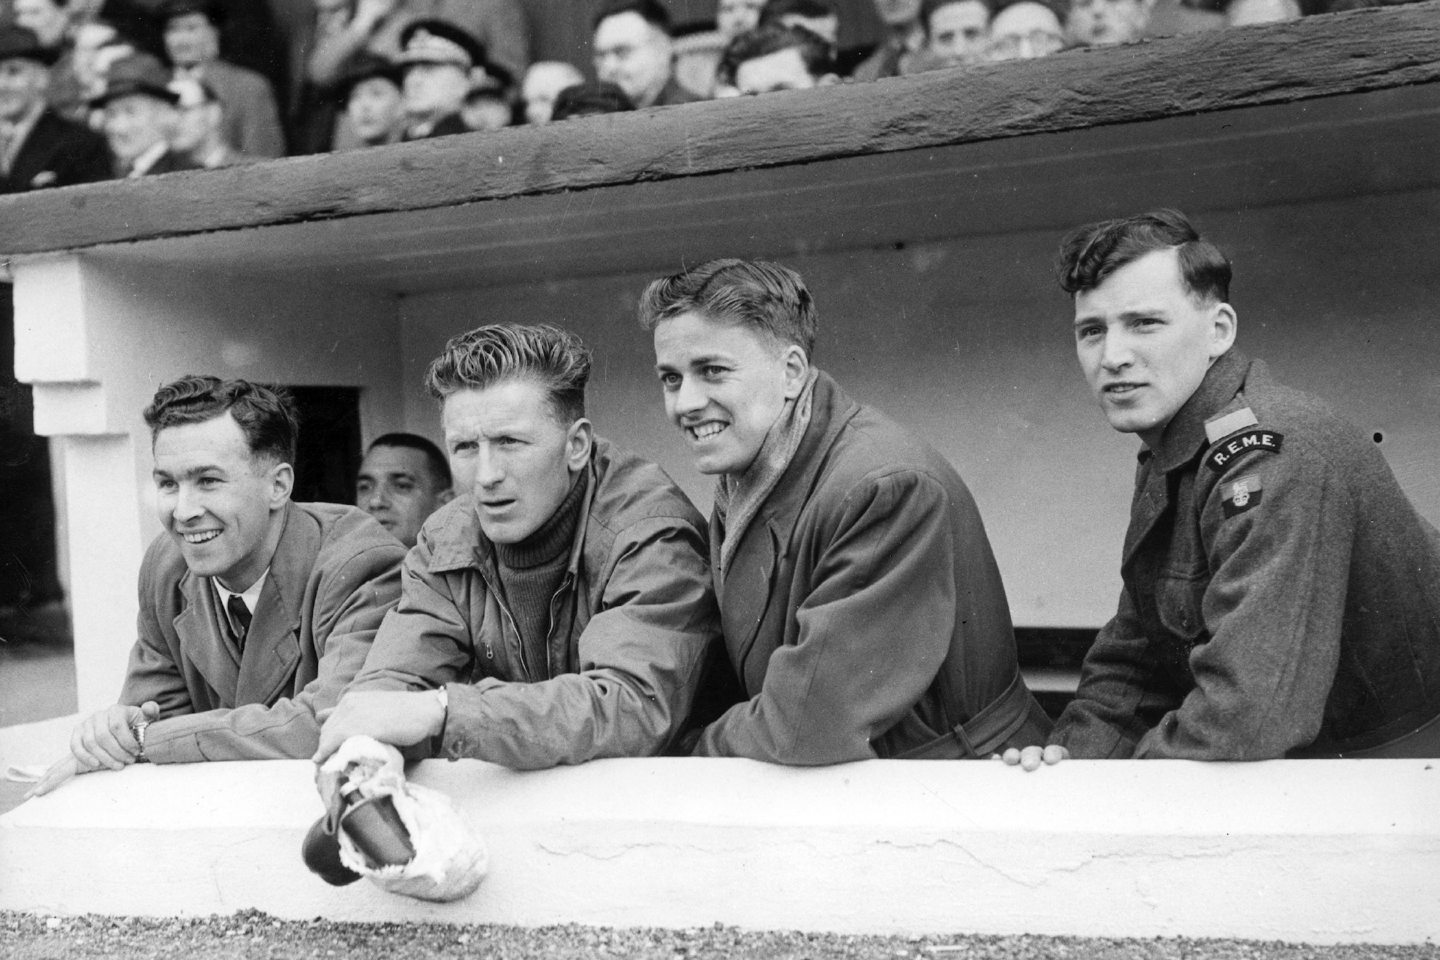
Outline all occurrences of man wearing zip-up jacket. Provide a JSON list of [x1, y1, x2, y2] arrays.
[[316, 324, 719, 769]]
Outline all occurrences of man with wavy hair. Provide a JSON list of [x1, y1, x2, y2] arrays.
[[644, 259, 1051, 764], [316, 324, 719, 770], [31, 376, 405, 795]]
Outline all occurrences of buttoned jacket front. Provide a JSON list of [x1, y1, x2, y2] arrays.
[[121, 502, 405, 763], [1053, 350, 1440, 759], [349, 439, 719, 770]]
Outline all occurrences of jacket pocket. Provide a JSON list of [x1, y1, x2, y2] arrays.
[[1155, 573, 1207, 645]]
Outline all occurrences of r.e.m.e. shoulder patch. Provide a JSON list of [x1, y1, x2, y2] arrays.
[[1220, 475, 1264, 517], [1206, 428, 1283, 472]]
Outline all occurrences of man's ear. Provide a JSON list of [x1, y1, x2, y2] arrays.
[[566, 418, 595, 474], [780, 344, 811, 400], [268, 461, 294, 510], [1208, 301, 1238, 362]]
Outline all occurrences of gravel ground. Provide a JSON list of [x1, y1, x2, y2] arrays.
[[2, 911, 1436, 960]]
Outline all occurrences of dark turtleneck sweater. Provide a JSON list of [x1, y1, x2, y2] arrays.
[[493, 475, 587, 679]]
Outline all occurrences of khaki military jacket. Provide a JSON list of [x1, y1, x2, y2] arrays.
[[1053, 351, 1440, 759]]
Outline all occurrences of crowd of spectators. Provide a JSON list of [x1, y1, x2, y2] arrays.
[[0, 0, 1411, 190]]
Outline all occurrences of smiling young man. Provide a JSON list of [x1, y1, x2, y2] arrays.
[[644, 259, 1050, 764], [30, 377, 404, 796], [314, 324, 718, 770], [356, 432, 453, 548], [1009, 209, 1440, 768]]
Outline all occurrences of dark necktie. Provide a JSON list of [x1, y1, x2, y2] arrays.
[[227, 595, 253, 651]]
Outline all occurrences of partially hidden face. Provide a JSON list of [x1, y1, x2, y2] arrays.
[[347, 76, 404, 143], [102, 93, 175, 162], [927, 0, 991, 62], [1072, 247, 1236, 447], [152, 412, 291, 592], [402, 62, 469, 120], [734, 46, 824, 95], [717, 0, 767, 38], [0, 57, 49, 124], [652, 310, 808, 477], [356, 444, 451, 548], [592, 11, 671, 107], [163, 12, 220, 68], [521, 62, 583, 124], [1066, 0, 1152, 46], [441, 379, 590, 545], [13, 0, 69, 48], [987, 1, 1064, 59], [873, 0, 924, 26]]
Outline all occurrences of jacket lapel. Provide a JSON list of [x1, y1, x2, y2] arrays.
[[174, 571, 240, 707], [717, 372, 859, 684], [234, 504, 312, 706]]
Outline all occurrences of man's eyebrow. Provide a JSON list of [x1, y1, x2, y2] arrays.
[[153, 464, 224, 480]]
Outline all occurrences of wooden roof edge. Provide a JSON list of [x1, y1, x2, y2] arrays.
[[1, 3, 1437, 258]]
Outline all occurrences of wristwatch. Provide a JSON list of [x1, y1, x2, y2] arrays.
[[132, 715, 150, 763]]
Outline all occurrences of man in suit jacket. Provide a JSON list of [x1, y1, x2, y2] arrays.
[[0, 24, 109, 192], [159, 0, 285, 157], [30, 376, 405, 796]]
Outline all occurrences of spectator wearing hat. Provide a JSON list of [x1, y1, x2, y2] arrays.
[[986, 0, 1064, 58], [519, 59, 582, 125], [0, 23, 108, 191], [1065, 0, 1155, 45], [396, 17, 485, 140], [550, 79, 634, 121], [851, 0, 925, 81], [714, 23, 839, 96], [592, 0, 704, 110], [92, 51, 199, 177], [168, 73, 254, 168], [158, 0, 284, 158], [460, 61, 513, 133], [336, 51, 404, 148], [304, 0, 530, 99]]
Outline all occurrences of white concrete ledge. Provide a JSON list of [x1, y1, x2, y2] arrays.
[[2, 756, 1437, 944]]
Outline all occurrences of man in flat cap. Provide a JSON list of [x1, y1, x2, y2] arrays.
[[0, 23, 109, 191], [396, 18, 487, 140], [91, 52, 200, 177], [158, 0, 284, 158]]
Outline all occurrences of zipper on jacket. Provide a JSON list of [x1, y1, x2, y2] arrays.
[[544, 573, 575, 679]]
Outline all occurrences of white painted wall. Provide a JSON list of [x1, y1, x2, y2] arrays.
[[11, 253, 405, 710], [401, 193, 1440, 627], [4, 755, 1438, 943]]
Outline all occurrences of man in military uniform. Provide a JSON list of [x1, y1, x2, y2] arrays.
[[1011, 209, 1440, 767]]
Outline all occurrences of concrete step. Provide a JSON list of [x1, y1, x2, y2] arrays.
[[2, 754, 1437, 943]]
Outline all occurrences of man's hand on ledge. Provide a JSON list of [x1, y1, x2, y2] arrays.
[[996, 744, 1070, 771], [314, 690, 445, 765], [26, 701, 160, 798]]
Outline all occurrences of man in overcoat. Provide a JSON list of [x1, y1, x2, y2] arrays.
[[644, 258, 1051, 763]]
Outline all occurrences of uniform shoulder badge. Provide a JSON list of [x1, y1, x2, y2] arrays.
[[1206, 427, 1284, 472], [1219, 475, 1264, 517]]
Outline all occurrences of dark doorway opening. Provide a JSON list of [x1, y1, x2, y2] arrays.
[[0, 284, 62, 611], [289, 385, 361, 506]]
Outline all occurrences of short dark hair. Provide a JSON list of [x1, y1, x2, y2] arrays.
[[920, 0, 995, 33], [366, 432, 452, 489], [593, 0, 673, 35], [1056, 208, 1232, 303], [143, 375, 298, 466], [760, 0, 837, 25], [424, 323, 592, 425], [717, 23, 835, 86], [637, 258, 818, 357]]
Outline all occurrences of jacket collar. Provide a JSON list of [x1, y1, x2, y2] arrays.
[[1146, 348, 1251, 474], [173, 502, 311, 706]]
